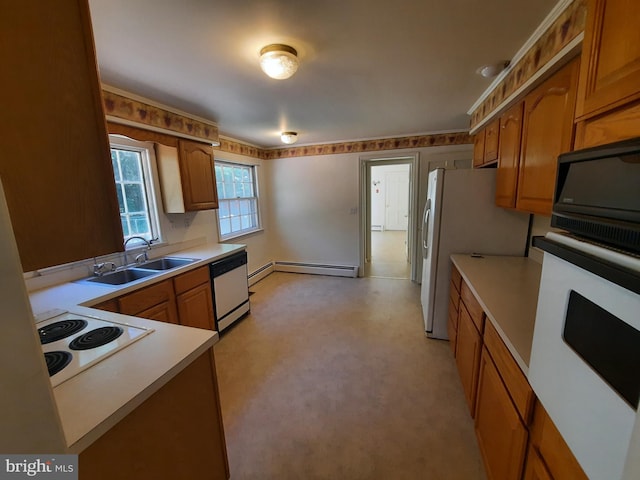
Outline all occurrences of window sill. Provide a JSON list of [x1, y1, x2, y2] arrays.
[[218, 227, 263, 243]]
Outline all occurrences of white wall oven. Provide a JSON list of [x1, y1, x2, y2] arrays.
[[529, 233, 640, 480], [529, 137, 640, 479]]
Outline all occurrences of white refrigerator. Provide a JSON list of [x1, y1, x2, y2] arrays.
[[420, 168, 530, 339]]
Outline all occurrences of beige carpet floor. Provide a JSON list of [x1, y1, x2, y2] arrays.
[[214, 272, 486, 480]]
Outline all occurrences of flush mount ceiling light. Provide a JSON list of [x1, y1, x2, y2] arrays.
[[476, 60, 510, 78], [281, 131, 298, 144], [260, 44, 299, 80]]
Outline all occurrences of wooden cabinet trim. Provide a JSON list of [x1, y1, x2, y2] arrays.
[[107, 121, 179, 147], [460, 281, 484, 333], [451, 266, 462, 293], [118, 279, 175, 316], [484, 321, 535, 424]]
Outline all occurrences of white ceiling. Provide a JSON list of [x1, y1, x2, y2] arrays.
[[89, 0, 558, 148]]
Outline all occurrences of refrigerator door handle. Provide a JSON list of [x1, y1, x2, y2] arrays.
[[422, 199, 431, 251]]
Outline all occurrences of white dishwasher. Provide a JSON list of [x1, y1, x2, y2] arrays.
[[209, 251, 250, 332]]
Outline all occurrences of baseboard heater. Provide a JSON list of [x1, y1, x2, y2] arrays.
[[248, 262, 275, 286], [274, 261, 359, 278]]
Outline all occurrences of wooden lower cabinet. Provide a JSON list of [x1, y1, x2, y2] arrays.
[[455, 304, 483, 415], [93, 266, 216, 330], [523, 445, 553, 480], [447, 298, 458, 355], [176, 282, 215, 330], [450, 268, 585, 480], [79, 349, 229, 479], [528, 401, 587, 480], [474, 348, 529, 480], [137, 300, 179, 325]]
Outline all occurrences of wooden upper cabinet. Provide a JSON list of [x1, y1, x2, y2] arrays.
[[178, 140, 218, 211], [0, 0, 123, 271], [516, 57, 580, 215], [483, 119, 500, 163], [575, 0, 640, 120], [495, 102, 524, 208], [473, 130, 486, 168]]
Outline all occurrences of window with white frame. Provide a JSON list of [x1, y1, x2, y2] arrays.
[[215, 161, 261, 240], [109, 136, 162, 245]]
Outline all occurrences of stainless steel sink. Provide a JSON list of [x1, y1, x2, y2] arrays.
[[135, 257, 197, 271], [84, 268, 158, 285]]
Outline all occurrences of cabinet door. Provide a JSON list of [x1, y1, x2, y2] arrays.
[[93, 299, 120, 313], [177, 283, 215, 330], [455, 305, 483, 415], [530, 402, 588, 480], [178, 140, 218, 211], [516, 57, 580, 215], [79, 350, 229, 480], [523, 446, 553, 480], [118, 279, 176, 316], [0, 0, 123, 272], [576, 0, 640, 120], [475, 348, 528, 480], [137, 301, 179, 325], [483, 119, 500, 164], [473, 130, 486, 168], [447, 299, 458, 356], [495, 102, 524, 208]]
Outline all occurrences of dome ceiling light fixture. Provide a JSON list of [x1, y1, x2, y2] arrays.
[[476, 60, 511, 78], [260, 44, 299, 80], [280, 131, 298, 144]]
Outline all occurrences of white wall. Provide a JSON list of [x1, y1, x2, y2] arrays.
[[267, 144, 473, 268]]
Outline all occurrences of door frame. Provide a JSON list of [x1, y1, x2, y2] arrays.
[[359, 153, 419, 281]]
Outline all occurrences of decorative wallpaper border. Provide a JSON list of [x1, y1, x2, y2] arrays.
[[469, 0, 587, 129], [217, 138, 264, 159], [102, 90, 219, 144], [261, 132, 473, 160]]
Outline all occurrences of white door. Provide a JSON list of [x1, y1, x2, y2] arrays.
[[384, 171, 409, 230]]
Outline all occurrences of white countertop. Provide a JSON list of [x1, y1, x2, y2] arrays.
[[30, 242, 245, 453], [30, 242, 245, 314], [450, 254, 542, 373]]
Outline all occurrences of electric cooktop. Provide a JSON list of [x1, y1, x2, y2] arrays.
[[36, 310, 153, 387]]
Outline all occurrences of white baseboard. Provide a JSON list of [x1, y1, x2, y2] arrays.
[[248, 261, 275, 286], [274, 261, 359, 278]]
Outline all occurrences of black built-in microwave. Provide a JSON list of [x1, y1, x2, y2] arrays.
[[551, 136, 640, 254]]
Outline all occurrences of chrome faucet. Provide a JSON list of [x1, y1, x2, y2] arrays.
[[123, 236, 152, 265]]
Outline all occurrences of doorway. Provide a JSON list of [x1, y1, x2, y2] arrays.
[[359, 155, 418, 280]]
